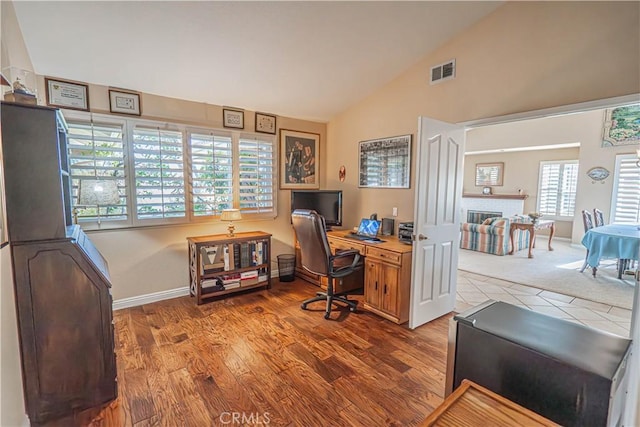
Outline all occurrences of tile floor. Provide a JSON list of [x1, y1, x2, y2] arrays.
[[456, 270, 633, 337]]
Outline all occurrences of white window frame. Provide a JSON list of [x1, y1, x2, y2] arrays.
[[536, 160, 579, 220], [64, 110, 277, 230], [610, 153, 640, 224]]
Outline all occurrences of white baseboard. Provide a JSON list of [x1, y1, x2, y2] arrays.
[[113, 287, 189, 310], [112, 271, 281, 311]]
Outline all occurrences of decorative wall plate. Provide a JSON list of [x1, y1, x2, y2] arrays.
[[586, 167, 610, 182]]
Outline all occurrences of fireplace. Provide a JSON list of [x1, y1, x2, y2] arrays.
[[467, 210, 502, 224]]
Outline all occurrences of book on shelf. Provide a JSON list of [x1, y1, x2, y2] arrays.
[[233, 243, 241, 269], [240, 270, 259, 286], [224, 282, 241, 290], [240, 243, 251, 268]]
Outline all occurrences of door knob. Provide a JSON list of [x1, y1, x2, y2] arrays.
[[417, 234, 428, 241]]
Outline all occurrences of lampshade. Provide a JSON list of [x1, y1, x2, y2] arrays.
[[220, 209, 242, 236], [0, 73, 9, 87], [220, 209, 242, 222], [78, 180, 120, 206]]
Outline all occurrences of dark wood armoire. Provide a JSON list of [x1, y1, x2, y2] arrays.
[[1, 102, 117, 425]]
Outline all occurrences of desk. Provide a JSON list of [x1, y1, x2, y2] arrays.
[[327, 231, 413, 324], [420, 379, 558, 426], [581, 224, 640, 279], [509, 219, 555, 258], [295, 231, 412, 324]]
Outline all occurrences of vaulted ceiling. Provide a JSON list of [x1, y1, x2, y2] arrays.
[[13, 1, 501, 121]]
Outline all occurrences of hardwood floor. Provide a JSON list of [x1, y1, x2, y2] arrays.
[[88, 279, 451, 426]]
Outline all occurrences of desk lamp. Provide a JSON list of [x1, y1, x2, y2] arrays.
[[221, 209, 242, 236]]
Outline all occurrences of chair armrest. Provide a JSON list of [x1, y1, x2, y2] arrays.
[[330, 250, 362, 278]]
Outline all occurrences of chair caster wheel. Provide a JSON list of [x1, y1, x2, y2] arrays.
[[349, 306, 357, 312], [301, 303, 307, 310], [324, 312, 331, 320]]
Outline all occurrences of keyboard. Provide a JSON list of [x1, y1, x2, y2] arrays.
[[344, 233, 381, 242]]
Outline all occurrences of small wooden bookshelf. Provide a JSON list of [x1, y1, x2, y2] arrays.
[[187, 231, 272, 304]]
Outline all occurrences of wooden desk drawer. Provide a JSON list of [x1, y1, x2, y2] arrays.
[[366, 246, 402, 265], [328, 238, 365, 254]]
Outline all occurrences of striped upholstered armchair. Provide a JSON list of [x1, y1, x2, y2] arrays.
[[460, 216, 530, 256]]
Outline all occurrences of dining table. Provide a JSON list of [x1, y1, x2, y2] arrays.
[[581, 223, 640, 279]]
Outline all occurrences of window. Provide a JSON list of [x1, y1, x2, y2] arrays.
[[238, 135, 275, 214], [132, 126, 186, 220], [189, 131, 233, 216], [537, 160, 579, 218], [611, 154, 640, 223], [67, 118, 127, 223], [65, 112, 276, 229]]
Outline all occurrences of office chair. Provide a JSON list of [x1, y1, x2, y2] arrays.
[[291, 209, 362, 319], [593, 208, 605, 227]]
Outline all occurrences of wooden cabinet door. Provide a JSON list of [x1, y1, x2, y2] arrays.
[[364, 260, 381, 308], [381, 263, 400, 316]]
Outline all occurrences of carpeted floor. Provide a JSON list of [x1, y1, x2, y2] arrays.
[[458, 237, 636, 310]]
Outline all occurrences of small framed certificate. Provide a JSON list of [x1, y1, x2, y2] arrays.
[[223, 108, 244, 129], [45, 77, 89, 111], [109, 89, 141, 116], [255, 112, 276, 134]]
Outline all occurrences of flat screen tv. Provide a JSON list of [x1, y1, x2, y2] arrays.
[[291, 190, 342, 229]]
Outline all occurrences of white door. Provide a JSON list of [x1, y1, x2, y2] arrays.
[[409, 117, 465, 329]]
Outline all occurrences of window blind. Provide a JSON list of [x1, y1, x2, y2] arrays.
[[132, 127, 186, 219], [238, 136, 275, 214], [189, 132, 233, 216], [67, 120, 127, 221], [611, 155, 640, 223], [538, 161, 578, 217]]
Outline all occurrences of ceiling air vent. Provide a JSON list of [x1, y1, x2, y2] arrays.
[[430, 59, 456, 84]]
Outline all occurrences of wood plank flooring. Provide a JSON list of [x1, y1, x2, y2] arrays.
[[87, 279, 452, 426]]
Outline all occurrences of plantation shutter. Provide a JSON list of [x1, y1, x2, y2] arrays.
[[132, 127, 186, 219], [611, 154, 640, 223], [67, 120, 127, 221], [238, 136, 275, 214], [538, 161, 578, 217], [189, 132, 233, 216]]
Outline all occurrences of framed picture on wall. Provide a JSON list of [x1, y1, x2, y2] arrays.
[[358, 134, 411, 188], [255, 112, 276, 134], [223, 108, 244, 129], [109, 89, 141, 116], [279, 129, 320, 189], [45, 77, 90, 111], [475, 162, 504, 186]]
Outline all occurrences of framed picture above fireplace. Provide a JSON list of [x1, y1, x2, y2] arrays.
[[475, 162, 504, 186]]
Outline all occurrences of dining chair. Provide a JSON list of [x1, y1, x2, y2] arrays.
[[291, 209, 362, 319], [593, 209, 605, 227], [582, 210, 594, 232], [580, 210, 595, 274]]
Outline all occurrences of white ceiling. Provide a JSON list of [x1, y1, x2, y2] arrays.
[[13, 1, 501, 122]]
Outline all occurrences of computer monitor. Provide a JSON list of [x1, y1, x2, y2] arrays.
[[290, 190, 343, 228]]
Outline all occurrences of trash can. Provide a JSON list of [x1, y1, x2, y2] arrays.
[[277, 254, 296, 282]]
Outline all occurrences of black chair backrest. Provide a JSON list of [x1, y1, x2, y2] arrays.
[[582, 210, 594, 232], [593, 208, 605, 227], [291, 209, 331, 277]]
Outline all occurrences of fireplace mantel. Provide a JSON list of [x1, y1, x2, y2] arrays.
[[463, 193, 528, 200]]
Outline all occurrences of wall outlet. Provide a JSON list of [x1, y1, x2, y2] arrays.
[[392, 207, 398, 217]]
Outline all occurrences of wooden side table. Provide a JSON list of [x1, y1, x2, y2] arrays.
[[420, 380, 558, 426], [509, 219, 555, 258]]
